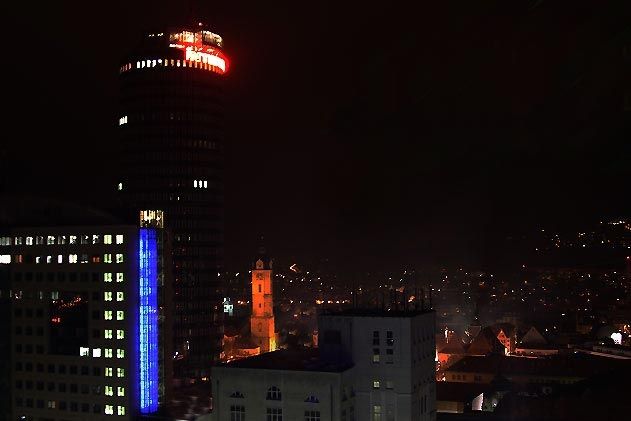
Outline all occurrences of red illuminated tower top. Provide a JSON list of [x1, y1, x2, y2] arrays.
[[120, 23, 229, 75]]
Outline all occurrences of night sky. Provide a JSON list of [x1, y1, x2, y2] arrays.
[[4, 0, 630, 273]]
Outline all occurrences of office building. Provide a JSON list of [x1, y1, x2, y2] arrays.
[[117, 24, 229, 376], [1, 222, 172, 420]]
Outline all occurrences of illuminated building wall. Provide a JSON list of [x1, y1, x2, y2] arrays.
[[4, 225, 171, 420], [138, 228, 158, 413], [250, 254, 276, 353], [117, 24, 228, 377]]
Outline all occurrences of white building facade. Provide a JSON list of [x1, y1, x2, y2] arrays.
[[210, 309, 435, 421]]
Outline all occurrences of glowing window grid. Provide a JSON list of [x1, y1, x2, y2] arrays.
[[138, 228, 158, 413]]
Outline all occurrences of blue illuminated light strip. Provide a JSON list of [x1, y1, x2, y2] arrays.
[[139, 228, 159, 413]]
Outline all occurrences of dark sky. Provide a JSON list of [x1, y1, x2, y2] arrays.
[[3, 0, 630, 273]]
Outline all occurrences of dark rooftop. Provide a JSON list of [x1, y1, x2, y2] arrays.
[[437, 382, 488, 403], [447, 354, 629, 378], [319, 307, 434, 318], [219, 348, 352, 373]]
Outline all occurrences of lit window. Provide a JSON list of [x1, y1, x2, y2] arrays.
[[117, 349, 125, 358], [105, 386, 113, 396], [194, 180, 198, 188], [92, 235, 100, 244], [57, 255, 63, 264], [46, 255, 52, 263], [93, 348, 101, 358], [117, 406, 125, 415], [68, 254, 77, 263], [47, 236, 55, 245], [105, 367, 113, 377], [203, 180, 208, 188], [104, 254, 112, 263], [36, 256, 41, 264], [0, 255, 10, 264], [116, 292, 124, 301], [69, 235, 77, 244], [104, 235, 112, 244], [14, 236, 23, 245], [104, 311, 113, 320], [116, 330, 124, 339], [58, 235, 66, 244], [116, 235, 124, 244], [119, 116, 128, 126], [104, 273, 112, 282], [117, 367, 125, 378], [104, 330, 113, 339], [118, 182, 123, 191], [47, 400, 56, 409], [26, 236, 33, 245], [36, 236, 44, 245], [1, 236, 12, 246], [373, 348, 380, 363], [117, 386, 125, 397], [80, 347, 90, 357], [116, 311, 124, 321], [116, 254, 124, 263], [116, 273, 124, 283], [104, 349, 113, 358], [373, 381, 380, 389], [105, 404, 114, 415], [104, 292, 113, 301]]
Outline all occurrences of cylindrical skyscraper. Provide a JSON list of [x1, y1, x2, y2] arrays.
[[117, 23, 228, 377]]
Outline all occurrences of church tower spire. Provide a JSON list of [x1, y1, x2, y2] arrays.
[[250, 240, 276, 353]]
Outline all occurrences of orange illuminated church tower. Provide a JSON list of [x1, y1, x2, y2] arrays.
[[250, 248, 276, 353]]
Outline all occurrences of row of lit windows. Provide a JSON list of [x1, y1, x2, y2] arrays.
[[104, 291, 125, 301], [193, 179, 208, 188], [104, 329, 126, 340], [104, 385, 125, 396], [104, 272, 125, 282], [14, 397, 125, 415], [104, 367, 126, 378], [104, 405, 126, 415], [104, 310, 125, 320], [6, 253, 125, 265], [1, 234, 124, 246], [119, 57, 225, 75], [372, 380, 395, 390]]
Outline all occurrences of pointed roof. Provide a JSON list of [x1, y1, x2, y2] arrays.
[[519, 326, 548, 346], [467, 327, 506, 355], [253, 236, 273, 270]]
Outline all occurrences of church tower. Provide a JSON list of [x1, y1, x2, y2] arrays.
[[250, 247, 276, 353]]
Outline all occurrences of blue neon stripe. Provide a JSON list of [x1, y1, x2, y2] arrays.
[[139, 228, 159, 413]]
